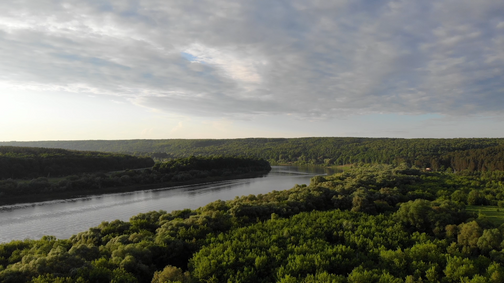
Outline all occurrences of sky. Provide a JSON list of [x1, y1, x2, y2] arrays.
[[1, 0, 504, 141]]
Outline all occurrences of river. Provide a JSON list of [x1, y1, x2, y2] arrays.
[[0, 166, 339, 243]]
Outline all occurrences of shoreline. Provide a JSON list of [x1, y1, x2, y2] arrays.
[[0, 170, 270, 206]]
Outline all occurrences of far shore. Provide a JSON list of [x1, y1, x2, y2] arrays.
[[0, 170, 270, 206]]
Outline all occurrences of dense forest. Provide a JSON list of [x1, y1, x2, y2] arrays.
[[3, 138, 504, 172], [0, 146, 154, 179], [0, 156, 271, 205], [3, 165, 504, 282]]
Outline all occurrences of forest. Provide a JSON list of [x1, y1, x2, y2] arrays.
[[0, 155, 271, 205], [0, 146, 154, 179], [2, 164, 504, 282], [3, 138, 504, 172]]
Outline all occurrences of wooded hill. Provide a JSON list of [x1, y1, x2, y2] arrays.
[[2, 165, 504, 282], [0, 146, 154, 179], [0, 156, 271, 205], [3, 138, 504, 172]]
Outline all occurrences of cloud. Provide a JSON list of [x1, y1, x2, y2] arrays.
[[170, 121, 183, 133], [183, 43, 265, 84], [1, 0, 503, 119]]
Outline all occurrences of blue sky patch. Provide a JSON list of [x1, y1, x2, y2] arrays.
[[181, 52, 198, 62]]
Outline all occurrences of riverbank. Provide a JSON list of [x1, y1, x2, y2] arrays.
[[0, 170, 270, 206]]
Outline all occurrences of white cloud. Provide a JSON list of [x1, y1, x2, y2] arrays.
[[183, 43, 264, 84], [0, 0, 503, 120]]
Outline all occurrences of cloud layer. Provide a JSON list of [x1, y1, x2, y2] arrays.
[[1, 0, 504, 119]]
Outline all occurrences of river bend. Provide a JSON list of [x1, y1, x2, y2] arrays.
[[0, 166, 337, 243]]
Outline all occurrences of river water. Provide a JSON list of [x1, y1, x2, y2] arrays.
[[0, 166, 339, 243]]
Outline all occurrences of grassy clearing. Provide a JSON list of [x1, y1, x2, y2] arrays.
[[328, 164, 354, 171], [466, 205, 504, 226], [337, 165, 354, 171]]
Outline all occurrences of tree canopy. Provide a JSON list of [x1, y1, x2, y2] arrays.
[[3, 137, 504, 172], [0, 146, 154, 179], [3, 165, 504, 282]]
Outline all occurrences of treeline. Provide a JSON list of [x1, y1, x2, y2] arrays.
[[0, 146, 154, 179], [3, 165, 504, 282], [0, 156, 271, 205], [3, 138, 504, 172], [153, 156, 271, 174], [437, 145, 504, 172]]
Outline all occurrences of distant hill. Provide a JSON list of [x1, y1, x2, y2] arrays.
[[2, 137, 504, 172], [0, 146, 154, 179]]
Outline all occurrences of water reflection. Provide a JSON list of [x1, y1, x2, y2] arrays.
[[281, 165, 341, 175], [0, 166, 331, 243]]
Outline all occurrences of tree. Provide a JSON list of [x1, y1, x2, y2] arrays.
[[477, 229, 502, 254], [395, 199, 433, 232], [444, 256, 478, 282], [467, 190, 485, 205], [151, 265, 192, 283], [458, 221, 483, 254]]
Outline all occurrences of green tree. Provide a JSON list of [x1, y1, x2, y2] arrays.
[[458, 221, 483, 254], [444, 256, 478, 282], [151, 265, 192, 283], [395, 199, 433, 232], [477, 229, 502, 254], [467, 190, 485, 205]]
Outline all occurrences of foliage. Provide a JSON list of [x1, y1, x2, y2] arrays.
[[3, 138, 504, 172], [0, 156, 271, 204], [3, 165, 504, 282], [0, 146, 154, 180]]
